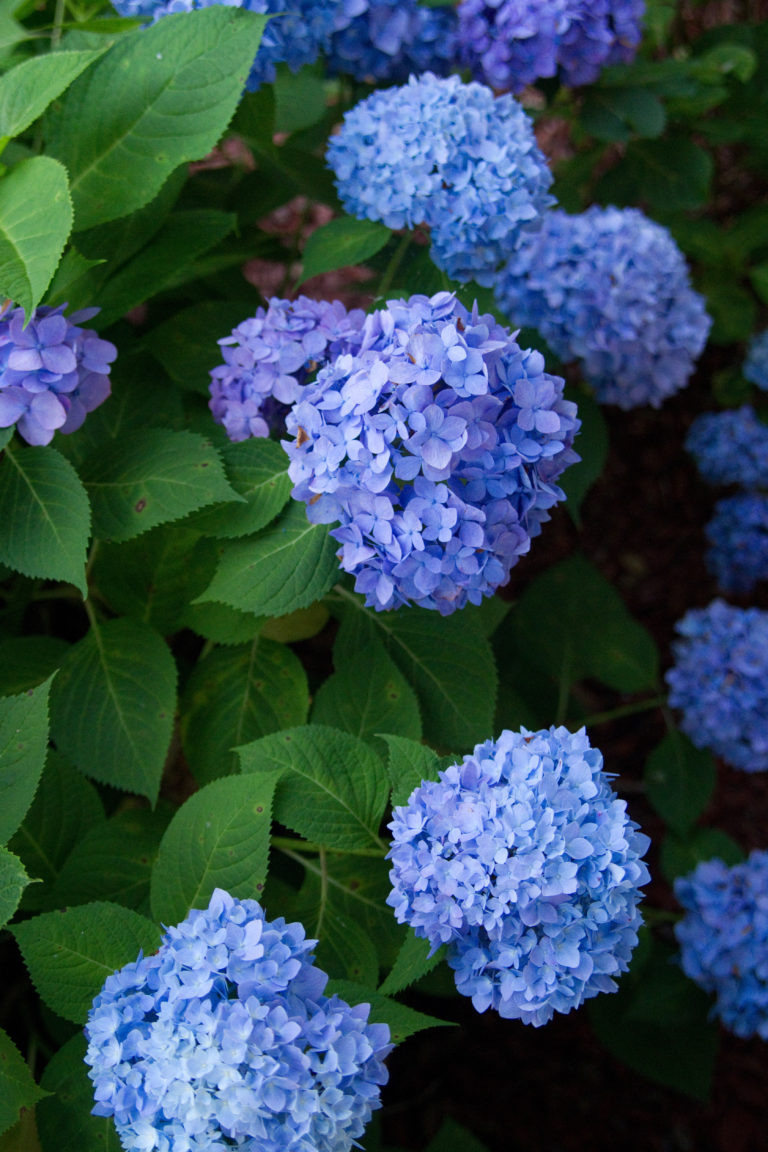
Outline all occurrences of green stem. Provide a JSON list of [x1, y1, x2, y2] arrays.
[[377, 232, 412, 299], [271, 835, 385, 857], [51, 0, 66, 48], [582, 694, 667, 729], [315, 846, 328, 937], [276, 846, 386, 913]]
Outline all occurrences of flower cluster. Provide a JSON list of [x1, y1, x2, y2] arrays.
[[0, 303, 115, 446], [85, 889, 391, 1152], [210, 297, 366, 442], [283, 292, 580, 614], [387, 726, 650, 1026], [705, 492, 768, 595], [458, 0, 644, 93], [744, 330, 768, 391], [326, 72, 554, 285], [675, 851, 768, 1040], [327, 0, 459, 83], [666, 599, 768, 773], [495, 205, 711, 409], [685, 405, 768, 489]]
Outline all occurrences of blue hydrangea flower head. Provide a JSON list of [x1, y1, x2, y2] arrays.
[[210, 297, 367, 442], [283, 292, 580, 614], [495, 205, 711, 409], [0, 302, 115, 446], [705, 492, 768, 595], [326, 73, 554, 286], [387, 726, 650, 1026], [666, 599, 768, 773], [743, 330, 768, 392], [685, 405, 768, 490], [85, 888, 391, 1152], [675, 851, 768, 1040], [327, 0, 459, 83]]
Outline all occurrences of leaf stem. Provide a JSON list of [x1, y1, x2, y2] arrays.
[[271, 835, 385, 858], [51, 0, 66, 48], [315, 846, 328, 937], [582, 693, 668, 729], [377, 232, 412, 299]]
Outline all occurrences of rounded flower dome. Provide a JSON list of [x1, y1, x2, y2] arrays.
[[685, 405, 768, 490], [705, 492, 768, 596]]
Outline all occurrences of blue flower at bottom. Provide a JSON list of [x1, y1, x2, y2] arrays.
[[85, 889, 391, 1152], [386, 727, 650, 1026], [675, 851, 768, 1040]]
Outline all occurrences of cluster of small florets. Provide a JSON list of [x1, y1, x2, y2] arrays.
[[705, 492, 768, 596], [685, 406, 768, 489], [283, 292, 580, 614], [387, 726, 650, 1026], [326, 72, 554, 285], [327, 0, 459, 83], [743, 330, 768, 391], [494, 205, 711, 409], [666, 599, 768, 773], [0, 303, 116, 447], [210, 297, 367, 442], [458, 0, 644, 92], [85, 889, 391, 1152], [675, 851, 768, 1040]]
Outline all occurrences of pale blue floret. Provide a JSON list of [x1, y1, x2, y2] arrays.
[[666, 599, 768, 773], [686, 406, 768, 490], [675, 851, 768, 1039], [386, 726, 650, 1026], [743, 330, 768, 391], [495, 205, 711, 409], [705, 492, 768, 595]]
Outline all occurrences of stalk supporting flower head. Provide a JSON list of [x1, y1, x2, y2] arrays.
[[387, 726, 650, 1026], [743, 329, 768, 391], [685, 405, 768, 490], [705, 492, 768, 595], [283, 292, 580, 614], [495, 205, 711, 409], [326, 72, 554, 286], [85, 889, 391, 1152], [666, 599, 768, 773], [0, 302, 116, 446], [675, 851, 768, 1040]]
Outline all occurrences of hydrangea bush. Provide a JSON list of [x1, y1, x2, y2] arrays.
[[1, 0, 767, 1147]]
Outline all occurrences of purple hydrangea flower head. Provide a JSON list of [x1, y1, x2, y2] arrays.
[[0, 302, 115, 446], [666, 599, 768, 773], [387, 726, 650, 1026], [210, 297, 367, 442], [685, 406, 768, 490], [326, 73, 554, 286], [705, 492, 768, 595], [495, 205, 711, 409], [744, 330, 768, 392], [327, 0, 459, 83], [283, 292, 580, 614], [675, 851, 768, 1039], [85, 888, 391, 1152]]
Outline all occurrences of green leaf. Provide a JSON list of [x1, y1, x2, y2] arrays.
[[143, 299, 253, 395], [150, 771, 280, 924], [181, 599, 265, 646], [190, 438, 292, 539], [299, 217, 392, 284], [559, 390, 608, 526], [378, 928, 444, 997], [750, 261, 768, 306], [324, 980, 452, 1044], [426, 1119, 492, 1152], [644, 731, 717, 838], [0, 157, 72, 316], [0, 441, 90, 594], [37, 1034, 121, 1152], [273, 63, 328, 134], [82, 428, 241, 542], [598, 137, 713, 213], [11, 901, 161, 1023], [0, 48, 105, 139], [238, 725, 389, 852], [582, 87, 666, 141], [180, 638, 309, 784], [0, 846, 29, 929], [661, 827, 744, 884], [198, 501, 340, 617], [312, 634, 421, 750], [46, 7, 269, 230], [0, 1028, 47, 1139], [49, 618, 176, 804], [0, 636, 68, 696], [381, 733, 442, 808], [0, 676, 52, 845], [260, 603, 329, 643], [290, 871, 380, 986]]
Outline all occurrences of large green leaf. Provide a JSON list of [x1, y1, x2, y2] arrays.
[[644, 731, 717, 838], [0, 1028, 47, 1140], [37, 1034, 121, 1152], [11, 901, 161, 1023], [0, 157, 72, 315], [660, 827, 744, 884], [190, 438, 292, 539], [378, 928, 444, 997], [82, 428, 241, 542], [381, 734, 443, 809], [46, 7, 269, 230], [0, 441, 90, 594], [238, 725, 389, 852], [144, 299, 253, 395], [287, 870, 380, 987], [299, 217, 392, 284], [180, 638, 309, 785], [150, 771, 280, 925], [0, 636, 69, 696], [325, 980, 451, 1044], [0, 846, 29, 929], [0, 49, 105, 140], [49, 618, 176, 803], [0, 676, 52, 845]]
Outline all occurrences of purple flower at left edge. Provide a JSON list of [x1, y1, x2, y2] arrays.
[[0, 302, 116, 446]]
